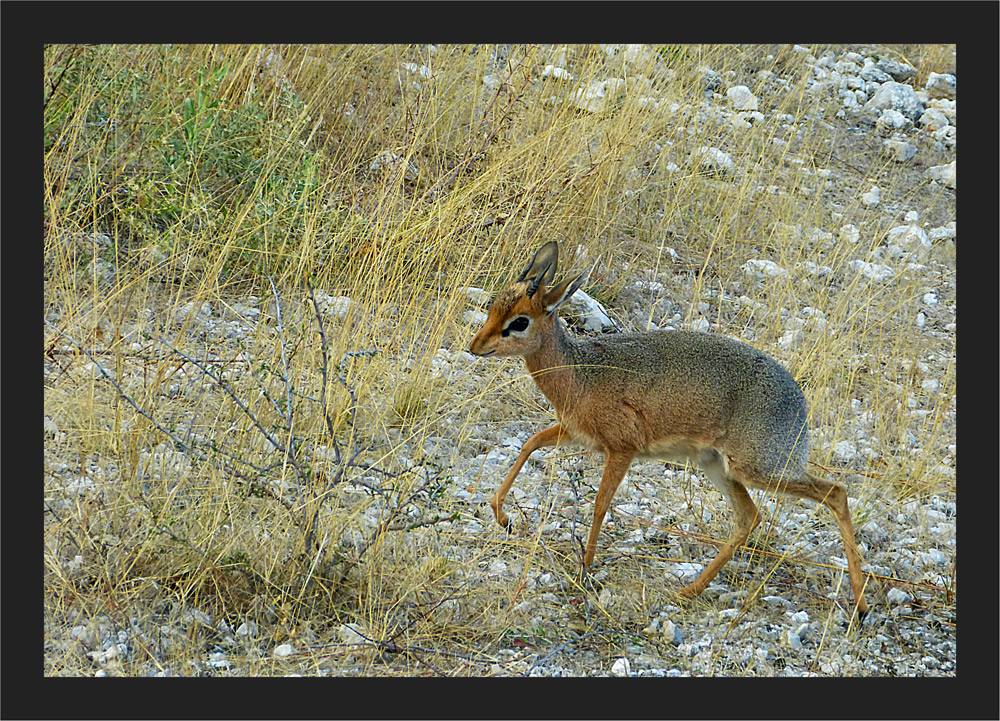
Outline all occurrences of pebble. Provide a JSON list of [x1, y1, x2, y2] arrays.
[[925, 72, 956, 99], [338, 623, 367, 646], [726, 85, 758, 111], [926, 161, 956, 189], [886, 587, 914, 605], [369, 151, 419, 181], [849, 259, 894, 282], [742, 259, 788, 279], [313, 292, 353, 319], [611, 657, 632, 676], [670, 562, 704, 584], [860, 185, 881, 206], [691, 146, 735, 175], [564, 289, 615, 331], [864, 81, 924, 121]]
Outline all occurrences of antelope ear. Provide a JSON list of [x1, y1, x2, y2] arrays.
[[518, 241, 559, 298], [542, 266, 589, 314]]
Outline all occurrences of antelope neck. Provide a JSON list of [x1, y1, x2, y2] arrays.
[[523, 313, 577, 414]]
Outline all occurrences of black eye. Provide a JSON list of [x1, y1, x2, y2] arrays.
[[501, 316, 531, 337]]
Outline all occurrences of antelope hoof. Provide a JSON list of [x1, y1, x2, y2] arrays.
[[676, 583, 700, 601]]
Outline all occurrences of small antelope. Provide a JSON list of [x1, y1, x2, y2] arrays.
[[469, 241, 868, 616]]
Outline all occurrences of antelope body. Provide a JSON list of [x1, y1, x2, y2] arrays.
[[469, 241, 868, 616]]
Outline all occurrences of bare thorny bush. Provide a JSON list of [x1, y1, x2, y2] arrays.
[[45, 278, 457, 635]]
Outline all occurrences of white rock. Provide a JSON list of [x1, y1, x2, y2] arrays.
[[611, 657, 632, 677], [463, 309, 488, 326], [726, 85, 758, 111], [564, 289, 615, 331], [369, 151, 419, 181], [928, 98, 956, 124], [839, 224, 861, 243], [671, 562, 704, 583], [691, 146, 735, 174], [338, 623, 367, 646], [799, 261, 833, 277], [860, 186, 880, 206], [849, 260, 894, 282], [886, 225, 930, 253], [933, 124, 956, 149], [174, 301, 213, 324], [400, 62, 432, 79], [541, 64, 574, 81], [928, 223, 956, 242], [883, 139, 917, 162], [832, 440, 857, 463], [918, 107, 950, 132], [925, 72, 956, 100], [314, 292, 353, 319], [926, 161, 956, 189], [572, 78, 628, 114], [274, 643, 295, 658], [778, 330, 802, 350], [742, 259, 788, 279], [886, 587, 913, 605], [236, 621, 259, 638], [865, 81, 925, 121], [876, 109, 912, 134], [465, 286, 491, 305]]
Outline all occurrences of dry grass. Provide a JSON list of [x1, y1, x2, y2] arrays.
[[43, 43, 955, 677]]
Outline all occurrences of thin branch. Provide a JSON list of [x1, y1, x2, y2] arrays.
[[268, 276, 296, 444]]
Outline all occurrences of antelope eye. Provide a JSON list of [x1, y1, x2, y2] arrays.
[[502, 316, 531, 336]]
